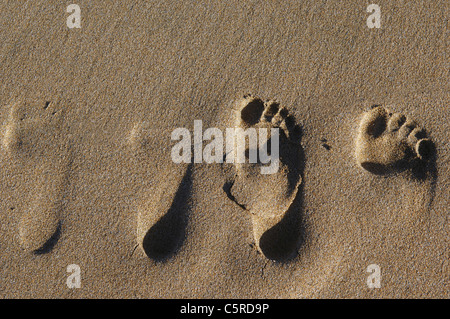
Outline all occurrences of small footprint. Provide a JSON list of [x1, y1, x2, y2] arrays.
[[1, 100, 70, 254], [227, 95, 304, 262], [355, 105, 434, 175], [129, 123, 191, 262]]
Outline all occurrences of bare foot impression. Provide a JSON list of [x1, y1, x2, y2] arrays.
[[356, 105, 434, 175], [226, 95, 304, 262], [1, 100, 71, 254], [129, 123, 192, 262]]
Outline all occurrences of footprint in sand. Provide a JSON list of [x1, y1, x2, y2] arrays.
[[1, 100, 71, 254], [356, 105, 434, 175], [226, 95, 304, 262], [129, 123, 191, 262]]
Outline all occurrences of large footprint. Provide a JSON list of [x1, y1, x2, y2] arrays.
[[1, 100, 71, 254], [356, 105, 434, 175], [227, 95, 303, 262]]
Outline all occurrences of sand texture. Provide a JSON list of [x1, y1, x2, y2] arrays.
[[0, 1, 448, 298]]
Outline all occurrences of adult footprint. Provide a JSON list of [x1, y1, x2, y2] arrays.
[[1, 100, 70, 254], [227, 95, 304, 262], [355, 105, 434, 175], [129, 123, 191, 262]]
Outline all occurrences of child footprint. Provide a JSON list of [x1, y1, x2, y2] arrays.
[[1, 100, 71, 254], [227, 95, 304, 262], [355, 105, 434, 175]]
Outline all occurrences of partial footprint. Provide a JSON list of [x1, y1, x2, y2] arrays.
[[129, 123, 191, 262], [227, 95, 304, 262], [1, 100, 70, 254], [356, 105, 434, 175]]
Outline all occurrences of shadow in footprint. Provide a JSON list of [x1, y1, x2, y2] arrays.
[[259, 133, 305, 263], [225, 172, 305, 263], [34, 222, 62, 255], [258, 182, 305, 263], [142, 163, 193, 262], [411, 142, 437, 181]]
